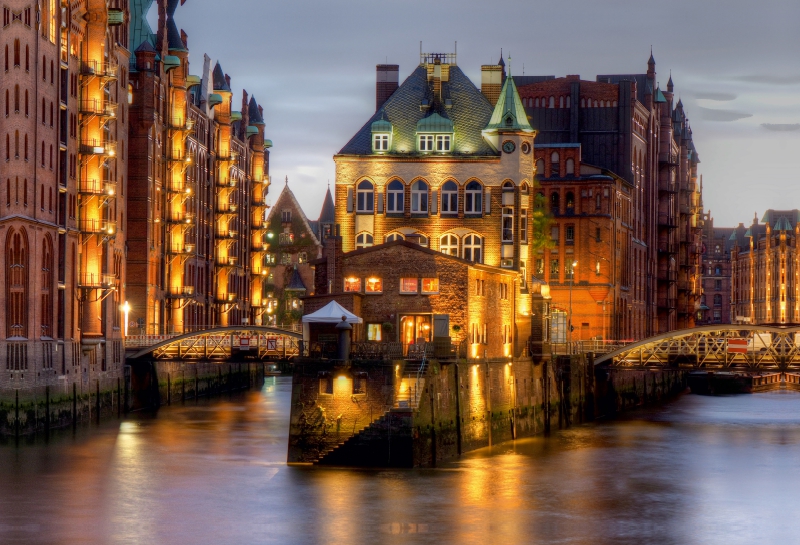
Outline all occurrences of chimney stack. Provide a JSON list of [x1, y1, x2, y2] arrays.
[[376, 64, 399, 111], [481, 65, 503, 106]]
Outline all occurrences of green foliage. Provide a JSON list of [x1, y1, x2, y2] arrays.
[[530, 190, 555, 253]]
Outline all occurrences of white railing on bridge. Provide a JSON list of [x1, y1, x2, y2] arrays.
[[551, 340, 635, 356], [124, 324, 303, 349]]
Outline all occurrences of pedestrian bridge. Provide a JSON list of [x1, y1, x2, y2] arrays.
[[593, 325, 800, 370], [127, 326, 303, 361]]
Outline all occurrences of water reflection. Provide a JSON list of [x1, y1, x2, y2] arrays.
[[3, 380, 800, 544]]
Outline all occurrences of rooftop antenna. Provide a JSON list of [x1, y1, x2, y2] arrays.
[[285, 175, 288, 185]]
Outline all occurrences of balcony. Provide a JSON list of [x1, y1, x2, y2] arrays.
[[215, 202, 238, 215], [216, 229, 238, 240], [78, 273, 116, 289], [166, 211, 195, 225], [167, 116, 196, 131], [80, 60, 118, 80], [659, 152, 678, 166], [215, 255, 238, 267], [79, 218, 117, 236], [215, 293, 238, 304], [166, 179, 192, 194], [251, 297, 267, 308], [216, 152, 238, 165], [168, 243, 196, 255], [79, 99, 117, 118], [658, 179, 677, 193], [658, 213, 677, 229], [251, 242, 268, 253], [80, 139, 116, 157], [78, 179, 116, 196], [167, 286, 195, 298], [216, 176, 237, 188], [166, 151, 193, 164]]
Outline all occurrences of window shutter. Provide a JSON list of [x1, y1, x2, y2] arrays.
[[346, 187, 353, 212], [430, 189, 438, 215], [484, 189, 491, 215], [377, 191, 384, 213]]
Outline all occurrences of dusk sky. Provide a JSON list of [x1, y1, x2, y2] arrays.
[[168, 0, 800, 227]]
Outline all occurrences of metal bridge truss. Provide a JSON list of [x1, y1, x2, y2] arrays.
[[128, 327, 303, 361], [593, 325, 800, 370]]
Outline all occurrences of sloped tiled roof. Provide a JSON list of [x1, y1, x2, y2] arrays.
[[484, 75, 534, 133], [248, 96, 264, 124], [265, 182, 322, 248], [338, 65, 497, 156], [318, 187, 335, 224], [286, 267, 308, 291]]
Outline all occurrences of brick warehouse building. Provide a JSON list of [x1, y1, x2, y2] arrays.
[[126, 0, 272, 334], [730, 210, 800, 326], [517, 54, 703, 339], [696, 208, 734, 326], [333, 51, 539, 349], [0, 1, 129, 390]]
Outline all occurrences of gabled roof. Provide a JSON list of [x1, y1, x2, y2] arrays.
[[286, 267, 308, 291], [248, 96, 264, 124], [484, 75, 534, 133], [337, 65, 496, 156], [265, 182, 322, 248], [135, 40, 156, 54], [212, 62, 230, 92], [654, 86, 667, 104]]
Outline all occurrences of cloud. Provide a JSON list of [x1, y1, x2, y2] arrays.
[[761, 123, 800, 131], [695, 106, 753, 122], [694, 92, 737, 101], [731, 75, 800, 85]]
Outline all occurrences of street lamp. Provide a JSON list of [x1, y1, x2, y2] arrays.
[[121, 301, 131, 337], [568, 261, 577, 352]]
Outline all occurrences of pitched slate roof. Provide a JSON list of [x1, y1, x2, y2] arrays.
[[286, 267, 308, 291], [338, 65, 497, 156], [761, 209, 800, 230], [318, 187, 335, 224], [265, 182, 321, 248]]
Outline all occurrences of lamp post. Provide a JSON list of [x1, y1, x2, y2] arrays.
[[568, 261, 577, 352]]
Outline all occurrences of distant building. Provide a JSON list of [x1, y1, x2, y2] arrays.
[[261, 180, 325, 325], [731, 210, 800, 325], [696, 211, 734, 325]]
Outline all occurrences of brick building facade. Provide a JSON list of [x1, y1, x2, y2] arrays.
[[126, 0, 271, 334], [518, 55, 703, 339], [730, 210, 800, 326], [696, 210, 733, 325], [1, 0, 129, 392]]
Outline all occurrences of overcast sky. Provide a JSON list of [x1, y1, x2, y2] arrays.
[[168, 0, 800, 227]]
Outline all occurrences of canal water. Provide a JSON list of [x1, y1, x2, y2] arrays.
[[3, 377, 800, 545]]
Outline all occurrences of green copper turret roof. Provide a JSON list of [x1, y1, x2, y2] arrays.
[[484, 75, 533, 133], [416, 112, 453, 133], [654, 86, 667, 104]]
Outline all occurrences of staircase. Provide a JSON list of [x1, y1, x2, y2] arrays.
[[395, 360, 427, 408], [315, 409, 413, 467]]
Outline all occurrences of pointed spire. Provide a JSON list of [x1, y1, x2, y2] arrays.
[[248, 95, 264, 124], [498, 48, 505, 67], [212, 62, 230, 92], [667, 71, 674, 93], [484, 74, 534, 133], [319, 185, 335, 224], [285, 175, 289, 185], [648, 46, 655, 66]]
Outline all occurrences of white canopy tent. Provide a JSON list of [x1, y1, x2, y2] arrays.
[[302, 300, 363, 324]]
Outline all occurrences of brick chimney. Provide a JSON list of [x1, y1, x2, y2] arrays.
[[376, 64, 399, 110], [481, 65, 503, 106]]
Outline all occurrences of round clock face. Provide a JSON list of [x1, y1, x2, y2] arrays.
[[502, 141, 516, 154], [520, 141, 531, 154]]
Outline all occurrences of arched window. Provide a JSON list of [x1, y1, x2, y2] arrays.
[[462, 234, 482, 263], [24, 89, 28, 116], [535, 98, 540, 107], [6, 228, 29, 338], [559, 96, 564, 108], [581, 98, 585, 107], [440, 234, 458, 256], [550, 152, 560, 177], [502, 181, 514, 191], [566, 158, 574, 175], [715, 266, 721, 276], [355, 232, 373, 249], [13, 39, 20, 66], [520, 182, 530, 194], [548, 96, 555, 108], [535, 159, 544, 177], [385, 233, 403, 243], [23, 134, 27, 160], [41, 235, 53, 337], [14, 85, 19, 112], [565, 192, 575, 212], [25, 45, 28, 71], [411, 180, 428, 213], [465, 180, 482, 213], [551, 192, 560, 214], [386, 179, 404, 213], [356, 180, 374, 212], [535, 192, 545, 210], [441, 181, 458, 214]]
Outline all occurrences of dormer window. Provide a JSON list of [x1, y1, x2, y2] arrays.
[[371, 117, 393, 154], [416, 112, 454, 154]]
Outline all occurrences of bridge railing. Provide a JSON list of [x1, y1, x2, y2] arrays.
[[125, 323, 303, 349], [551, 340, 635, 356]]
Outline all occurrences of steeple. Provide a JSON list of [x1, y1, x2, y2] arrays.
[[667, 71, 674, 93], [212, 62, 230, 92], [648, 47, 655, 68], [248, 96, 264, 124], [484, 74, 534, 133]]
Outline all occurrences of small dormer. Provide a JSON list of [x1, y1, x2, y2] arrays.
[[371, 116, 393, 153], [416, 112, 454, 153]]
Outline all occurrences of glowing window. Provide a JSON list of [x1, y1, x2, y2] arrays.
[[344, 277, 361, 292], [421, 278, 439, 294], [365, 277, 383, 293], [440, 234, 458, 256], [400, 277, 418, 293], [465, 181, 482, 213], [367, 324, 382, 341]]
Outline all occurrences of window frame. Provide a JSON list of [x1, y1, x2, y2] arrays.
[[464, 180, 483, 214], [344, 277, 361, 293], [410, 180, 428, 214], [440, 181, 458, 214], [399, 277, 418, 294], [502, 207, 514, 243], [356, 180, 374, 213], [421, 278, 439, 294], [462, 234, 482, 263], [386, 179, 404, 213], [365, 277, 383, 293], [440, 234, 458, 256]]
